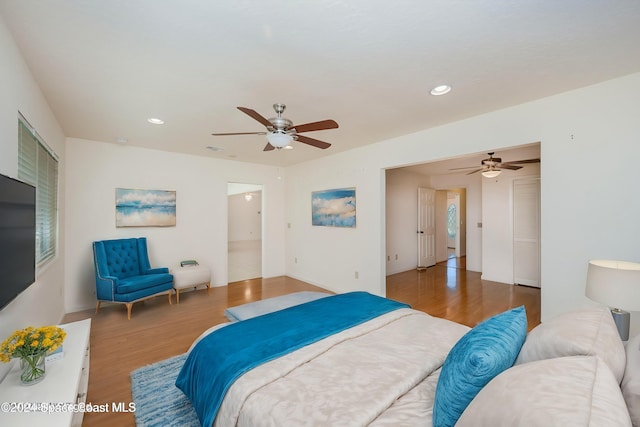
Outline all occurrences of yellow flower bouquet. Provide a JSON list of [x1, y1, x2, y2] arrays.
[[0, 326, 66, 384]]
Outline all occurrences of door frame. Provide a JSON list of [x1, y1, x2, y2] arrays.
[[227, 182, 264, 282]]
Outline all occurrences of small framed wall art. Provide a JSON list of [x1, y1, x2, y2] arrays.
[[311, 187, 356, 228], [115, 188, 176, 227]]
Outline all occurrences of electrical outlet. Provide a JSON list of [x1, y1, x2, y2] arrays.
[[355, 271, 359, 279], [295, 257, 298, 264], [395, 254, 398, 260]]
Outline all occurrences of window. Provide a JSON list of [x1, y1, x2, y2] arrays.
[[447, 203, 457, 238], [18, 116, 59, 267]]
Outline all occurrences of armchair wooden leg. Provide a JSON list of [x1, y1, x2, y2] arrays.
[[126, 303, 133, 320], [168, 290, 173, 305], [95, 301, 101, 314], [206, 283, 211, 295]]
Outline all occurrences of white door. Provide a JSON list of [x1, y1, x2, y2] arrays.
[[513, 178, 540, 287], [418, 187, 436, 268]]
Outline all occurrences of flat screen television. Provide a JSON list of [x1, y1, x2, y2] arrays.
[[0, 172, 36, 310]]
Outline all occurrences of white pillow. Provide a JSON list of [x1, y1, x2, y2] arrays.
[[622, 334, 640, 426], [457, 356, 631, 426], [515, 305, 626, 382]]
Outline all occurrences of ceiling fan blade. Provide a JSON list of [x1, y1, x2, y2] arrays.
[[502, 158, 540, 165], [466, 168, 483, 175], [296, 135, 331, 149], [211, 131, 266, 136], [237, 107, 273, 128], [263, 143, 275, 151], [292, 119, 339, 133], [500, 164, 522, 170], [449, 166, 477, 171], [483, 157, 501, 165]]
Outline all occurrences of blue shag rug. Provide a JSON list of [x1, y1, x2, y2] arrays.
[[130, 353, 198, 427]]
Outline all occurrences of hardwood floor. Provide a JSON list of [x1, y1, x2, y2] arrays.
[[386, 258, 541, 332], [62, 259, 540, 426]]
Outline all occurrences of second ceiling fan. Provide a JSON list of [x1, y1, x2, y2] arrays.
[[450, 152, 540, 177], [211, 103, 338, 151]]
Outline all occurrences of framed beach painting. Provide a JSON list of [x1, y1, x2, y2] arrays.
[[311, 187, 356, 228], [116, 188, 176, 227]]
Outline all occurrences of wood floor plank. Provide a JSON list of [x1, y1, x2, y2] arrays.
[[63, 261, 540, 426]]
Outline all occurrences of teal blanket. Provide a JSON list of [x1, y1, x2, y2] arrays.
[[175, 291, 409, 427]]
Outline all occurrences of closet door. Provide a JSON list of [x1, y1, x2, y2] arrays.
[[513, 178, 540, 287]]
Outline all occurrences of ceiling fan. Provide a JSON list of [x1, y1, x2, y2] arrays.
[[450, 152, 540, 177], [211, 103, 338, 151]]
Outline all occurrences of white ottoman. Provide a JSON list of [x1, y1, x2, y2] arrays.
[[170, 264, 211, 303]]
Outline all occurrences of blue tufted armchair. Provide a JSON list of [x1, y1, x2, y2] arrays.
[[92, 237, 174, 319]]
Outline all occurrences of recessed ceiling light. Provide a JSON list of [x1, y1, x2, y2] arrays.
[[147, 117, 165, 125], [206, 145, 224, 152], [430, 85, 452, 96]]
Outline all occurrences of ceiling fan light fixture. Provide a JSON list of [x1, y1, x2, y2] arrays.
[[266, 131, 293, 148], [481, 169, 502, 178]]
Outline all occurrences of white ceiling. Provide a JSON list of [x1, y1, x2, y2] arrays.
[[1, 1, 639, 167]]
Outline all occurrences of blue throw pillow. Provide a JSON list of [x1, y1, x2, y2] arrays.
[[432, 305, 528, 427]]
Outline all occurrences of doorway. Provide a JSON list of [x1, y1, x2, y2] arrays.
[[384, 142, 539, 279], [435, 188, 466, 265], [446, 192, 460, 259], [227, 182, 263, 282]]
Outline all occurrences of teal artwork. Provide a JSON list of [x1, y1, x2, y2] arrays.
[[311, 188, 356, 228], [116, 188, 176, 227]]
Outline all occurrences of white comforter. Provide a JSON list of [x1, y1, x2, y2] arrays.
[[213, 308, 469, 427]]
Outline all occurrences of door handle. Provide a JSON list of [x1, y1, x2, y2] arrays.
[[417, 231, 424, 234]]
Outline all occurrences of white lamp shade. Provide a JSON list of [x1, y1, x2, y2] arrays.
[[481, 169, 501, 178], [586, 259, 640, 311], [266, 132, 293, 148]]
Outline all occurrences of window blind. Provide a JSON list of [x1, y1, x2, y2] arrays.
[[18, 118, 58, 267]]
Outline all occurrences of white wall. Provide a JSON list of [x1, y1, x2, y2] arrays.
[[64, 138, 285, 312], [285, 72, 640, 335], [385, 169, 430, 275], [285, 158, 384, 295], [228, 191, 262, 242], [0, 17, 67, 380]]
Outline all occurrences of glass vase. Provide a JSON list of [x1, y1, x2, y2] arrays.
[[19, 351, 47, 385]]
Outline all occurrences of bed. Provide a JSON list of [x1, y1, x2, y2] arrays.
[[177, 292, 469, 426], [175, 292, 636, 427]]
